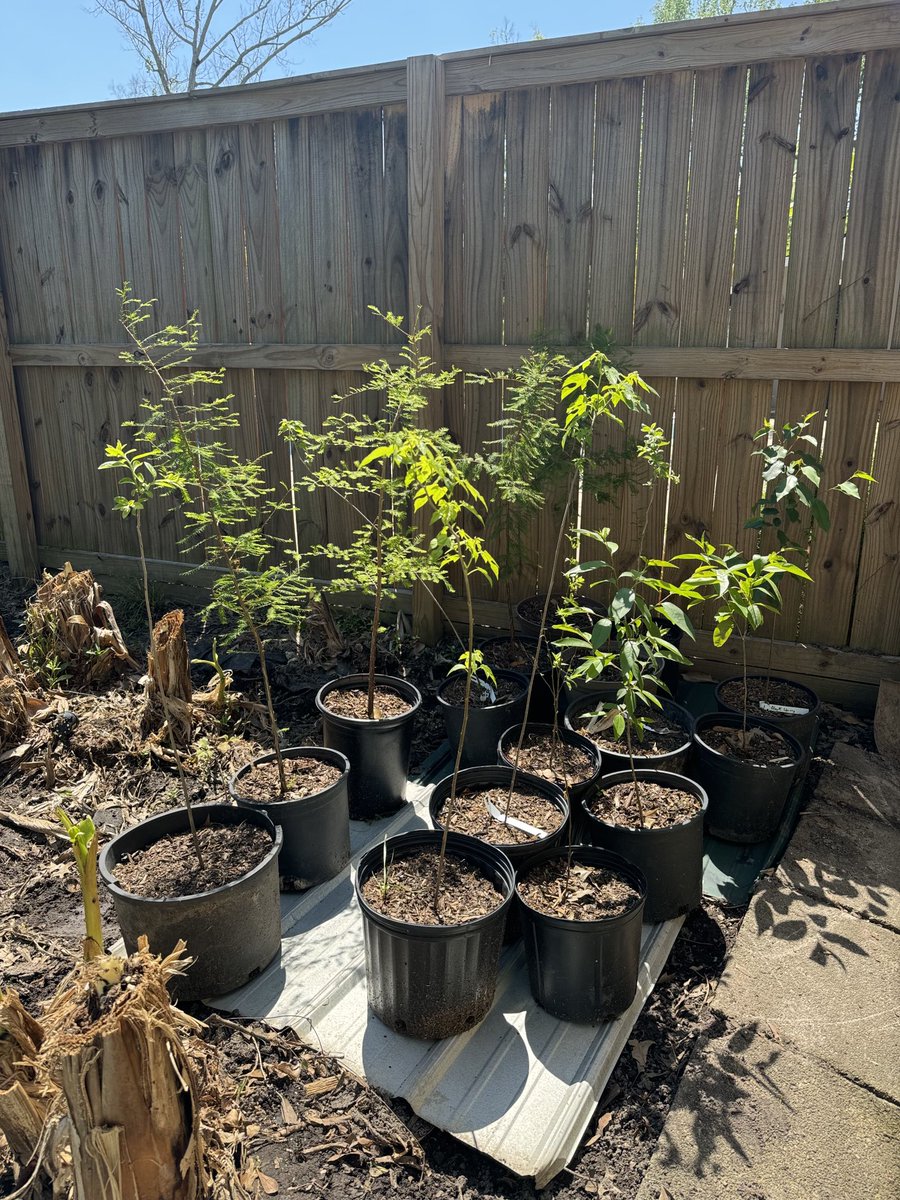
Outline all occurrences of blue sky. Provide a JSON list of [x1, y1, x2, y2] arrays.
[[1, 1, 656, 112]]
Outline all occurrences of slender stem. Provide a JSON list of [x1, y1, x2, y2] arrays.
[[433, 555, 475, 914], [137, 516, 206, 870], [764, 615, 777, 702], [626, 722, 645, 828], [367, 477, 387, 719], [506, 474, 577, 813], [81, 833, 103, 962], [742, 626, 749, 742]]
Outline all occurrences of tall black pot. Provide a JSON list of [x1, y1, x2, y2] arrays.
[[690, 712, 804, 843], [99, 803, 283, 1002], [565, 696, 694, 776], [714, 674, 820, 750], [436, 669, 527, 768], [316, 674, 421, 819], [581, 770, 707, 922], [355, 830, 515, 1040], [516, 845, 646, 1023], [229, 746, 350, 888], [479, 634, 563, 722]]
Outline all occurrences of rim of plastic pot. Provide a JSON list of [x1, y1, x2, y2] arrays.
[[564, 696, 694, 760], [714, 675, 821, 720], [498, 722, 602, 783], [98, 802, 283, 904], [355, 828, 515, 936], [428, 765, 569, 851], [315, 673, 422, 728], [227, 746, 350, 809], [693, 711, 804, 768], [583, 769, 708, 835], [515, 843, 647, 926], [435, 668, 528, 711]]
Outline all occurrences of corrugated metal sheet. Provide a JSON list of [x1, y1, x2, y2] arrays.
[[210, 779, 683, 1187]]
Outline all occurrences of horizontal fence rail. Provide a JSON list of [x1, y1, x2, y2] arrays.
[[0, 0, 897, 684]]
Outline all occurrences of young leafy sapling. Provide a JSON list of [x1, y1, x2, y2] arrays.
[[57, 809, 103, 962]]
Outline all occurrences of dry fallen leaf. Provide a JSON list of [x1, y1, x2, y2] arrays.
[[585, 1111, 613, 1147], [281, 1096, 299, 1125], [258, 1170, 279, 1195], [629, 1038, 654, 1071], [658, 1187, 674, 1200]]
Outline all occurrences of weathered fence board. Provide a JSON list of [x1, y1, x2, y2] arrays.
[[0, 3, 897, 666]]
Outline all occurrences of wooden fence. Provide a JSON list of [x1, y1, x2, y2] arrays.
[[0, 0, 898, 704]]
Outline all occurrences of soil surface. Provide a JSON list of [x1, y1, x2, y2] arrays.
[[518, 859, 642, 921], [236, 754, 343, 801], [361, 850, 503, 925], [701, 722, 797, 764], [501, 729, 597, 787], [577, 713, 689, 757], [113, 821, 273, 899], [591, 780, 703, 830], [719, 676, 813, 715], [322, 684, 414, 720], [436, 785, 564, 844], [440, 674, 525, 708], [480, 637, 548, 674]]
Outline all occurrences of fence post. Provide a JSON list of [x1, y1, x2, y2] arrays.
[[0, 291, 38, 581], [407, 54, 445, 645]]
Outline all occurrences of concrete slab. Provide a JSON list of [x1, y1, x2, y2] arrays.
[[777, 803, 900, 932], [713, 877, 900, 1097], [815, 741, 900, 826], [635, 1030, 900, 1200]]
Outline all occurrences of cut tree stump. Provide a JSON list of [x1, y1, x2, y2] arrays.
[[144, 609, 193, 746]]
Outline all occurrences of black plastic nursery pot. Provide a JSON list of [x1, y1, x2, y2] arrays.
[[436, 669, 528, 769], [691, 712, 804, 843], [565, 696, 694, 777], [99, 803, 283, 1002], [479, 634, 563, 722], [355, 829, 515, 1040], [714, 674, 821, 750], [514, 592, 566, 639], [428, 765, 570, 871], [316, 674, 422, 819], [516, 845, 647, 1023], [581, 770, 707, 923], [229, 746, 351, 888], [497, 722, 602, 809]]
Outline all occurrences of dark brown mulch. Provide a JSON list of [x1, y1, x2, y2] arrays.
[[436, 784, 564, 844], [701, 723, 797, 765], [518, 859, 642, 922], [236, 754, 342, 801], [113, 821, 273, 899], [481, 638, 548, 673], [440, 674, 525, 708], [361, 850, 503, 926], [322, 685, 414, 720], [501, 730, 597, 787], [577, 714, 688, 757], [592, 780, 702, 830], [719, 676, 812, 716]]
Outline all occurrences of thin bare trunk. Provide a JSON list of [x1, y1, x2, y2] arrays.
[[367, 479, 387, 719]]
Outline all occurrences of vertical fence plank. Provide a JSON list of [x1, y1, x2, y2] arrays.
[[504, 87, 549, 345], [347, 108, 386, 345], [546, 83, 594, 343], [143, 132, 185, 327], [240, 121, 282, 344], [274, 117, 316, 345], [0, 292, 39, 577], [383, 104, 409, 329], [175, 129, 217, 330]]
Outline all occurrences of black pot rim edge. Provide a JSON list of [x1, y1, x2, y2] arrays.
[[228, 745, 350, 809], [98, 802, 283, 906], [693, 711, 804, 767], [435, 668, 528, 711], [714, 674, 821, 714], [429, 765, 570, 846], [315, 673, 422, 727], [497, 722, 602, 778], [564, 696, 694, 760], [515, 843, 647, 927]]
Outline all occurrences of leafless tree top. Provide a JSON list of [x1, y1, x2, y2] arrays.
[[93, 0, 353, 94]]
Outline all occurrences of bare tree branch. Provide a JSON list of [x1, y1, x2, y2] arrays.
[[93, 0, 352, 94]]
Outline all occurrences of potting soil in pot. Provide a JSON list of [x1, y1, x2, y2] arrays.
[[718, 677, 811, 716], [440, 675, 525, 707], [322, 685, 414, 719], [360, 849, 503, 925], [112, 822, 272, 899], [481, 639, 548, 674], [501, 731, 596, 787], [434, 785, 564, 843], [702, 723, 796, 764], [236, 755, 343, 801], [591, 780, 702, 829], [577, 714, 686, 756], [518, 859, 641, 921]]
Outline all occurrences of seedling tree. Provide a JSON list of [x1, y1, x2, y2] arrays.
[[108, 288, 314, 799], [280, 312, 457, 719]]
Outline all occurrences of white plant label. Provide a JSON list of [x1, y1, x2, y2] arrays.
[[759, 701, 809, 716]]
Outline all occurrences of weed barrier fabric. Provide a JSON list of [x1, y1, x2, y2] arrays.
[[207, 751, 683, 1187]]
